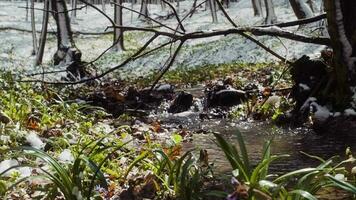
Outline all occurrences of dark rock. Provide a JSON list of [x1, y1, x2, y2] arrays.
[[168, 91, 193, 113], [154, 84, 175, 93], [205, 87, 246, 108], [0, 111, 11, 124]]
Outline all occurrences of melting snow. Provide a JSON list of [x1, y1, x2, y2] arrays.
[[58, 149, 75, 163], [310, 102, 330, 122], [26, 132, 45, 149]]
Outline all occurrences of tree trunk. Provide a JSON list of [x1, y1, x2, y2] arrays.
[[208, 0, 218, 23], [139, 0, 149, 18], [51, 0, 82, 68], [289, 0, 314, 19], [31, 0, 38, 56], [102, 0, 106, 13], [252, 0, 262, 16], [71, 0, 77, 21], [114, 0, 125, 51], [35, 0, 49, 66], [324, 0, 356, 107], [264, 0, 277, 24], [306, 0, 317, 13], [26, 0, 29, 21]]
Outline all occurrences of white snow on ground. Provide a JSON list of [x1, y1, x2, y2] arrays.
[[0, 0, 325, 79], [0, 159, 31, 177], [310, 102, 330, 122], [0, 159, 19, 176], [26, 131, 45, 149], [58, 149, 75, 163]]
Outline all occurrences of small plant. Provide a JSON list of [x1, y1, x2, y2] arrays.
[[215, 130, 356, 200], [0, 135, 128, 200], [123, 134, 215, 200], [214, 130, 288, 192]]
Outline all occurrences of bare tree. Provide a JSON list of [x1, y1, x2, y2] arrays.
[[306, 0, 317, 13], [208, 0, 218, 23], [264, 0, 277, 24], [139, 0, 149, 19], [30, 0, 38, 55], [26, 0, 29, 21], [71, 0, 78, 21], [51, 0, 82, 69], [35, 0, 49, 66], [289, 0, 314, 19], [102, 0, 106, 13], [252, 0, 262, 16], [114, 0, 125, 50]]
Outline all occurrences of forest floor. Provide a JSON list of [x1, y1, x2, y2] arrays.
[[0, 0, 326, 80]]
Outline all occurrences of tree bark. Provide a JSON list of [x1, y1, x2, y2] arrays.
[[289, 0, 314, 19], [114, 0, 125, 51], [264, 0, 277, 24], [324, 0, 356, 107], [252, 0, 262, 16], [35, 0, 49, 66]]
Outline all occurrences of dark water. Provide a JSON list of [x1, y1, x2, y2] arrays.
[[181, 120, 356, 174]]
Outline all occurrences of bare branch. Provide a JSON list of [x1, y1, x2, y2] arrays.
[[20, 34, 159, 85], [214, 0, 290, 63], [149, 41, 185, 91], [110, 1, 184, 34], [258, 13, 327, 28], [161, 0, 186, 32]]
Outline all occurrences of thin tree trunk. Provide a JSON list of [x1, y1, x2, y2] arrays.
[[306, 0, 317, 13], [71, 0, 77, 21], [35, 0, 49, 66], [114, 0, 124, 50], [289, 0, 314, 19], [26, 0, 29, 21], [208, 0, 218, 23], [252, 0, 262, 16], [139, 0, 149, 18], [31, 0, 38, 55], [264, 0, 277, 24], [102, 0, 106, 13]]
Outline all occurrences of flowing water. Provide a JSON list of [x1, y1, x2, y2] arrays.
[[156, 86, 356, 174], [182, 121, 356, 174]]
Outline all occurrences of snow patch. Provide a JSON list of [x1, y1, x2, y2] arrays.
[[310, 102, 330, 122], [58, 149, 75, 163], [344, 108, 356, 116], [299, 83, 310, 91], [0, 159, 18, 176], [26, 132, 45, 149]]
